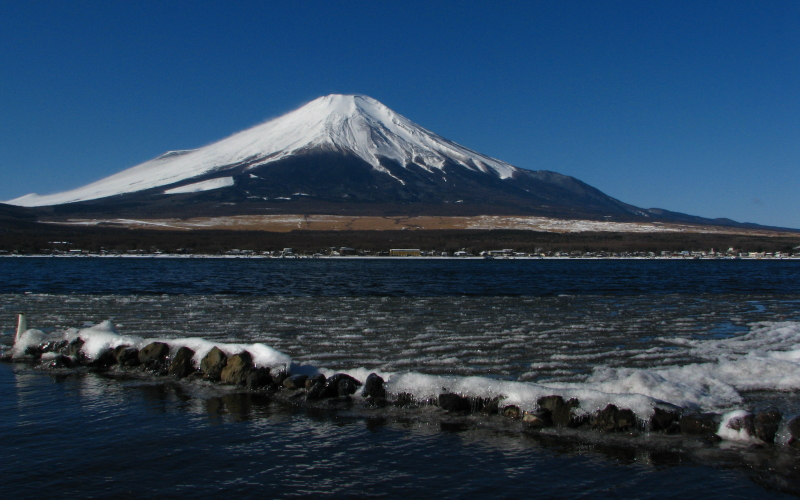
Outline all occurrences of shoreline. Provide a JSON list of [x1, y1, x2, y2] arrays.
[[2, 254, 799, 260]]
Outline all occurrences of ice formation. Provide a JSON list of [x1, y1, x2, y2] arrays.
[[368, 321, 800, 417], [9, 317, 800, 443]]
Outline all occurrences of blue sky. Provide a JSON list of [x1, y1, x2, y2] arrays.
[[1, 0, 798, 228]]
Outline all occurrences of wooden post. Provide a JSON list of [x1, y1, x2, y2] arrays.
[[15, 313, 27, 343]]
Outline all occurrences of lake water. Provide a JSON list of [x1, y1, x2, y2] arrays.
[[2, 258, 800, 498]]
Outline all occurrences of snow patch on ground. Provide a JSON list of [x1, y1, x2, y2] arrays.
[[43, 214, 786, 236], [163, 177, 234, 194]]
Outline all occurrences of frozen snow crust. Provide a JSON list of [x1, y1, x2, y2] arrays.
[[7, 319, 800, 447], [8, 95, 519, 207]]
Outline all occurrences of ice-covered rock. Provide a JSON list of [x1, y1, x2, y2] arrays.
[[717, 410, 759, 443]]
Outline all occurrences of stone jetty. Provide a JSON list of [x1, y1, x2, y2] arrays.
[[2, 334, 796, 449]]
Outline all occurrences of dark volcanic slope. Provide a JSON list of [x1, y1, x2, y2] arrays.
[[0, 203, 46, 230], [37, 150, 644, 220], [33, 150, 794, 234]]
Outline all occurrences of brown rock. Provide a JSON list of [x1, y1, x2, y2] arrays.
[[679, 413, 721, 435], [650, 407, 681, 434], [45, 354, 75, 369], [114, 345, 141, 367], [591, 404, 637, 432], [726, 413, 755, 436], [86, 349, 118, 370], [481, 397, 501, 415], [65, 337, 85, 357], [361, 373, 386, 399], [754, 408, 782, 444], [502, 405, 522, 419], [138, 342, 170, 374], [168, 346, 196, 378], [307, 373, 361, 400], [200, 347, 228, 381], [271, 370, 289, 387], [522, 413, 548, 429], [537, 395, 585, 427], [40, 339, 69, 354], [305, 374, 326, 390], [438, 393, 470, 412], [787, 416, 800, 448], [220, 351, 253, 386], [245, 367, 272, 390], [282, 374, 309, 390]]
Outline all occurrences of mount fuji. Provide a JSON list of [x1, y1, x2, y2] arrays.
[[0, 95, 753, 227]]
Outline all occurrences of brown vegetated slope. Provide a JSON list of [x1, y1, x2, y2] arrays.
[[41, 214, 800, 237]]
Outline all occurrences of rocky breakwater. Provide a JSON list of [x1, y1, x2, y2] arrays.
[[3, 321, 800, 451]]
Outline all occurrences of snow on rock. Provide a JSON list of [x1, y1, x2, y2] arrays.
[[7, 95, 520, 207], [11, 320, 292, 369], [717, 410, 760, 443], [66, 321, 141, 360], [163, 177, 234, 194], [10, 317, 800, 439], [384, 372, 661, 419], [10, 329, 48, 358]]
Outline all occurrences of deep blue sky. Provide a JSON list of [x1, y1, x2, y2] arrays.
[[1, 1, 798, 228]]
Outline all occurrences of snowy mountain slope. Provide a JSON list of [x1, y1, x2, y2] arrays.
[[2, 95, 792, 230], [8, 95, 525, 207]]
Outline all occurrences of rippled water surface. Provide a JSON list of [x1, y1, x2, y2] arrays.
[[1, 257, 799, 296], [2, 258, 800, 498], [2, 365, 797, 499], [3, 293, 800, 385]]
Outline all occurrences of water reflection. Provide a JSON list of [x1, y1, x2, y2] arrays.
[[204, 392, 274, 422]]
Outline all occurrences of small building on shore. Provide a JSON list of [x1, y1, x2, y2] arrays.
[[390, 249, 421, 257]]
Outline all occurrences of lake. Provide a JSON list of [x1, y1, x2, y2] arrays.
[[2, 258, 800, 498]]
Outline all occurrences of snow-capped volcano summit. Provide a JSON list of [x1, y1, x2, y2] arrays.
[[238, 94, 519, 180], [8, 94, 677, 222], [8, 95, 519, 207]]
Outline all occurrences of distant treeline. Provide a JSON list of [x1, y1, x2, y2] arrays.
[[0, 222, 798, 255]]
